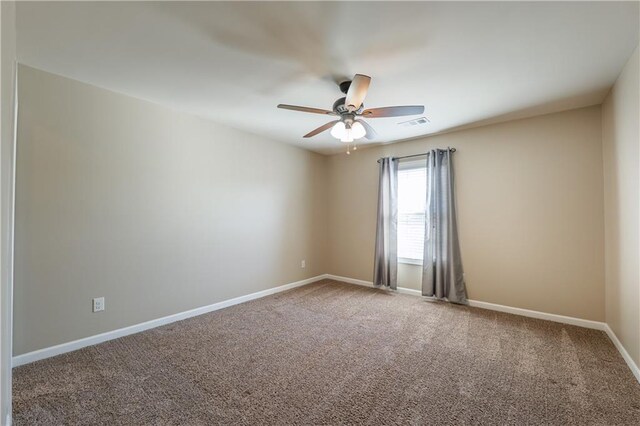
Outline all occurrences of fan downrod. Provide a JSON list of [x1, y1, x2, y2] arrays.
[[338, 80, 351, 94]]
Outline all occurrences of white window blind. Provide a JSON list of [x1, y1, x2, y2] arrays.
[[397, 163, 426, 264]]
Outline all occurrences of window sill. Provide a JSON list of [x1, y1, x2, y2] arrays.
[[398, 257, 423, 266]]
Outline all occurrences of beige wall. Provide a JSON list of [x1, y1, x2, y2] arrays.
[[327, 106, 605, 321], [14, 65, 328, 355], [1, 1, 17, 422], [13, 61, 626, 357], [602, 45, 639, 367]]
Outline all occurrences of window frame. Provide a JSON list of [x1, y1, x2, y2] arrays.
[[397, 158, 427, 266]]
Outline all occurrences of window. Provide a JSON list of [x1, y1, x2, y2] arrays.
[[398, 160, 427, 264]]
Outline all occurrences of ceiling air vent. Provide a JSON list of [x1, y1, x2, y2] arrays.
[[398, 117, 430, 128]]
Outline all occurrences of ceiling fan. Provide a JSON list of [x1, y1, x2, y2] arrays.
[[277, 74, 425, 148]]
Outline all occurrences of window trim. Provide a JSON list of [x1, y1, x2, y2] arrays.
[[397, 158, 427, 266]]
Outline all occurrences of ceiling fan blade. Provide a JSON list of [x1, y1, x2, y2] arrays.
[[356, 119, 377, 140], [278, 104, 336, 115], [345, 74, 371, 112], [361, 106, 425, 118], [303, 120, 340, 138]]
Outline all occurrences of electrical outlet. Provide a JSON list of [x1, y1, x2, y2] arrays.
[[301, 260, 306, 268], [92, 297, 105, 313]]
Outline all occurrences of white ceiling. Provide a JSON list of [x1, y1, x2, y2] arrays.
[[16, 1, 639, 154]]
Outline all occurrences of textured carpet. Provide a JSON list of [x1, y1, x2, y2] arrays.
[[13, 279, 640, 425]]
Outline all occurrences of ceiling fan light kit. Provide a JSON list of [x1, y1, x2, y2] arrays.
[[277, 74, 425, 154], [330, 120, 366, 143]]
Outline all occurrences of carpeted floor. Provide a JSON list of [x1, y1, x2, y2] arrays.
[[13, 280, 640, 425]]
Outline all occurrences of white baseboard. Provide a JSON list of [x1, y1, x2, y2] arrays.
[[325, 274, 423, 297], [12, 275, 327, 368], [466, 299, 605, 331], [326, 274, 604, 329], [13, 273, 640, 386], [603, 324, 640, 383], [326, 275, 371, 288], [326, 274, 640, 383]]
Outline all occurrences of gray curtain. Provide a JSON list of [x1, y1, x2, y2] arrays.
[[373, 157, 398, 289], [421, 149, 467, 304]]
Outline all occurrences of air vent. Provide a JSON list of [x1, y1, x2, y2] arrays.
[[398, 117, 430, 128]]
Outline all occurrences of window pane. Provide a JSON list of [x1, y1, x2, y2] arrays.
[[398, 165, 426, 261]]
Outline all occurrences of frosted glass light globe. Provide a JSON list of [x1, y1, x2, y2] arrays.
[[351, 121, 366, 139], [330, 121, 346, 139], [341, 128, 353, 143]]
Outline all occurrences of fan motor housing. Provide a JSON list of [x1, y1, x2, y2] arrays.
[[333, 97, 364, 115]]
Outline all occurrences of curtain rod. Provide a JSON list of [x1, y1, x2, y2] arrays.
[[377, 147, 456, 163]]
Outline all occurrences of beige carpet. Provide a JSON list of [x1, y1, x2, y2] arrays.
[[13, 279, 640, 425]]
